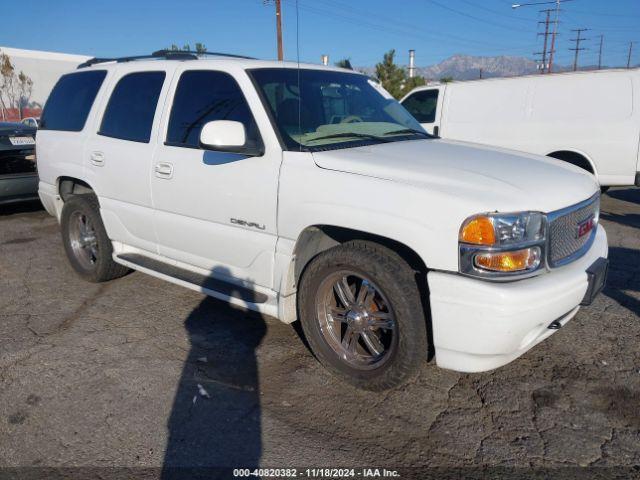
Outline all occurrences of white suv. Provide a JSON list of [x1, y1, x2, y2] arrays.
[[37, 51, 608, 390]]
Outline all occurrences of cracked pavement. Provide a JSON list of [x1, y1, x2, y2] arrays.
[[0, 188, 638, 472]]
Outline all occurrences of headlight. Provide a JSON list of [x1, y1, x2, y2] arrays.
[[459, 212, 546, 279]]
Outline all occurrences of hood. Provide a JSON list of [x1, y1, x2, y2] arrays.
[[0, 122, 36, 135], [312, 138, 598, 213]]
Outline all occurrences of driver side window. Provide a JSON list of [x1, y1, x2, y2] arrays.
[[166, 70, 262, 150], [402, 89, 439, 124]]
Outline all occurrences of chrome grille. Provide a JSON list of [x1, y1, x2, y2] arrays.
[[548, 194, 600, 267]]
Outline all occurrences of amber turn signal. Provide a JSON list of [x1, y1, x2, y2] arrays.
[[460, 216, 496, 245], [474, 247, 541, 273]]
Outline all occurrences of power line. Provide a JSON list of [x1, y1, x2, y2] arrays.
[[426, 0, 537, 33], [570, 9, 640, 19], [284, 0, 538, 54], [457, 0, 537, 23], [569, 28, 589, 71]]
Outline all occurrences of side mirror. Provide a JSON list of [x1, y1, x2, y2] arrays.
[[199, 120, 264, 157], [199, 120, 247, 151]]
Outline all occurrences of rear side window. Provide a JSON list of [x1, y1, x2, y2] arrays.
[[166, 70, 261, 149], [99, 71, 166, 143], [402, 89, 439, 123], [40, 70, 106, 132]]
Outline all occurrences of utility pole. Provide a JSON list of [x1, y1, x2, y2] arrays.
[[628, 41, 634, 69], [536, 9, 553, 73], [569, 28, 589, 71], [547, 0, 561, 73], [263, 0, 284, 60], [276, 0, 283, 61], [513, 0, 573, 74], [597, 34, 604, 70]]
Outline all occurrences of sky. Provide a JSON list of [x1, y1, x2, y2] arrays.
[[1, 0, 638, 69]]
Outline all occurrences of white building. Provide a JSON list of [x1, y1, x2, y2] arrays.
[[0, 47, 90, 116]]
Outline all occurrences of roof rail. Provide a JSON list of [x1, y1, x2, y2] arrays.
[[77, 50, 255, 69], [151, 49, 256, 60]]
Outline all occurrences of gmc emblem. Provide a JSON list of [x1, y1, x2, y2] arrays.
[[576, 216, 595, 239]]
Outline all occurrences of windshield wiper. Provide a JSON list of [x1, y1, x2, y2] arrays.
[[383, 128, 435, 138], [305, 132, 392, 143]]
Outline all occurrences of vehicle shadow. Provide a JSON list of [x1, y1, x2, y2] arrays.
[[161, 266, 266, 479], [606, 187, 640, 205], [0, 199, 43, 216], [599, 211, 640, 229], [603, 246, 640, 317]]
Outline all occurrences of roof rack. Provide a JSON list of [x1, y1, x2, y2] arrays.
[[77, 50, 255, 69]]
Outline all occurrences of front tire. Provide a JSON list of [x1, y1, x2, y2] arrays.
[[298, 241, 428, 391], [60, 194, 129, 283]]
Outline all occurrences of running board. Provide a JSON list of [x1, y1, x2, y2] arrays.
[[116, 253, 268, 304]]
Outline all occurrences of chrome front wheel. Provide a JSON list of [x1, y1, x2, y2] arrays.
[[299, 241, 429, 390], [315, 270, 397, 370]]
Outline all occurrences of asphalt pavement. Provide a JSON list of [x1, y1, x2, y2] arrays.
[[0, 189, 638, 477]]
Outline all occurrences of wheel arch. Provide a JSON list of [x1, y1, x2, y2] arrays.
[[279, 224, 431, 332], [291, 225, 429, 287], [57, 176, 96, 202], [546, 149, 597, 177], [286, 224, 435, 362]]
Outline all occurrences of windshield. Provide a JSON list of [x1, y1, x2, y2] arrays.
[[248, 68, 431, 151]]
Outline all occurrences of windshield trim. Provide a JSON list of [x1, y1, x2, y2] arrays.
[[245, 67, 430, 153]]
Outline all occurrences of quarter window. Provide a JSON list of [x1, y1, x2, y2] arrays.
[[40, 71, 107, 132], [166, 70, 261, 150], [402, 89, 439, 123], [99, 71, 166, 143]]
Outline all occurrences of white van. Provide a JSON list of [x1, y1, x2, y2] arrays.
[[401, 69, 640, 187]]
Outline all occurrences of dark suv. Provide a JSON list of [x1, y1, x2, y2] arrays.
[[0, 121, 38, 205]]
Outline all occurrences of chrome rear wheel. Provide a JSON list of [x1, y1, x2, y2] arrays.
[[68, 211, 99, 270]]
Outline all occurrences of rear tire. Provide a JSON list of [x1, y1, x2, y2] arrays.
[[298, 240, 428, 391], [60, 194, 129, 283]]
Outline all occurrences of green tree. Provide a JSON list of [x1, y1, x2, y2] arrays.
[[375, 50, 406, 99], [374, 49, 427, 99], [439, 76, 454, 83], [168, 43, 207, 53], [403, 75, 426, 93], [335, 58, 353, 70]]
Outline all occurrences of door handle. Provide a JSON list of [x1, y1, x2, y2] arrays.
[[155, 162, 174, 179], [90, 151, 105, 166]]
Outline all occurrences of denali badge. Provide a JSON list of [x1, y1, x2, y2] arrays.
[[230, 218, 266, 230], [576, 216, 595, 239]]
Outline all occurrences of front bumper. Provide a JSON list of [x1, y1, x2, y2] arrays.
[[428, 225, 608, 373]]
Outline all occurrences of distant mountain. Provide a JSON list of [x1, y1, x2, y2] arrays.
[[357, 53, 637, 82], [416, 54, 539, 80], [358, 54, 581, 81]]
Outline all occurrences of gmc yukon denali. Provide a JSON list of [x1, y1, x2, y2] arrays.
[[36, 51, 609, 390]]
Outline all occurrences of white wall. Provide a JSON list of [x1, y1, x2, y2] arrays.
[[0, 47, 91, 108]]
